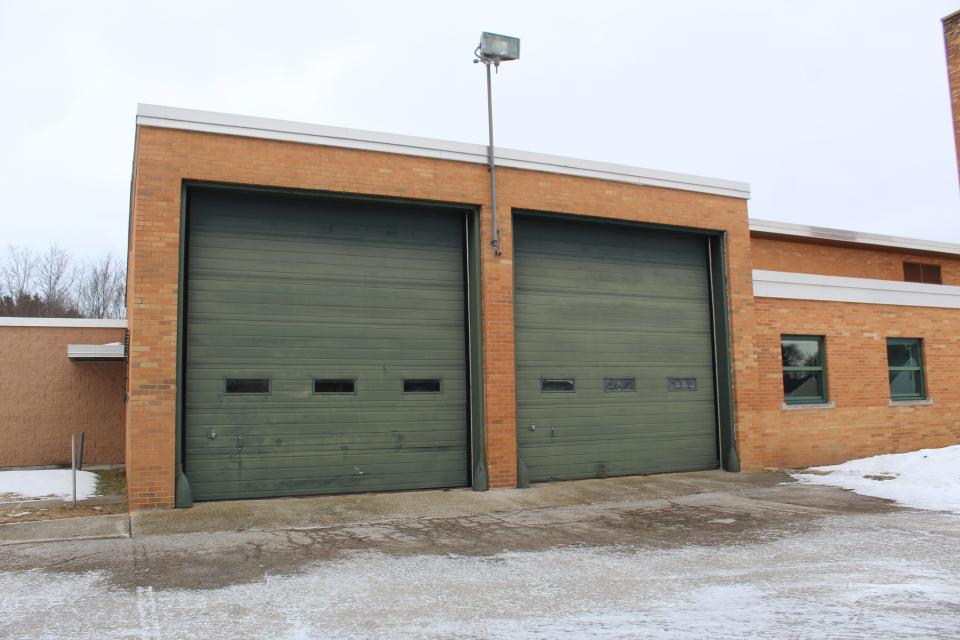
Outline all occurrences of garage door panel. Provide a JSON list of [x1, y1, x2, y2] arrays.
[[192, 471, 470, 502], [187, 449, 468, 472], [184, 189, 469, 500], [515, 272, 709, 296], [522, 456, 718, 483], [186, 429, 468, 451], [191, 214, 461, 247], [185, 350, 466, 367], [515, 216, 718, 482]]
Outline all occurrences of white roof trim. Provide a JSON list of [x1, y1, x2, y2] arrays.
[[67, 343, 126, 361], [0, 318, 127, 328], [749, 218, 960, 257], [753, 269, 960, 308], [136, 104, 751, 200]]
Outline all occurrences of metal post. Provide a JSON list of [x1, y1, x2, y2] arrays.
[[71, 433, 77, 508], [485, 62, 501, 256]]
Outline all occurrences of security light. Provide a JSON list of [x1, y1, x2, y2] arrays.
[[474, 32, 521, 255], [479, 32, 520, 64]]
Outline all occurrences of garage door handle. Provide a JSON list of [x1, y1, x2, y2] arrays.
[[236, 435, 243, 453]]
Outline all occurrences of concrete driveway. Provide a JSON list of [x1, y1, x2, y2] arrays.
[[1, 470, 958, 639]]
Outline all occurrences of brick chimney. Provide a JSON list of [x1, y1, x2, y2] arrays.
[[943, 10, 960, 185]]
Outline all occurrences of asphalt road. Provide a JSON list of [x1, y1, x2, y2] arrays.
[[1, 472, 958, 639]]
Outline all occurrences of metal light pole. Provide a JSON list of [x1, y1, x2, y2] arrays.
[[475, 32, 520, 256]]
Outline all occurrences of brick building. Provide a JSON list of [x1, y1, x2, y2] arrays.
[[121, 98, 960, 510], [0, 319, 126, 468], [8, 16, 958, 510]]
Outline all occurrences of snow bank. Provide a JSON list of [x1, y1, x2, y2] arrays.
[[0, 469, 98, 501], [791, 445, 960, 515]]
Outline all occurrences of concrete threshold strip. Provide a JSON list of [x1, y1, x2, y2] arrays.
[[0, 513, 131, 546], [0, 495, 130, 546], [0, 470, 878, 545]]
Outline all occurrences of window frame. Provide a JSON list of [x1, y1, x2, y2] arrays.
[[603, 377, 636, 393], [223, 377, 272, 395], [540, 377, 576, 393], [402, 378, 443, 394], [312, 378, 357, 395], [903, 262, 942, 284], [780, 335, 829, 405], [886, 338, 926, 401]]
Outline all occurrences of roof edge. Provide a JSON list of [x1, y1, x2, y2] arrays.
[[135, 104, 751, 200], [749, 218, 960, 257], [0, 318, 128, 328]]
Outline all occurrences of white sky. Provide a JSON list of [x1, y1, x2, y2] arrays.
[[1, 0, 959, 260]]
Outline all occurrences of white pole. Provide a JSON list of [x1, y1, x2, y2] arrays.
[[71, 433, 77, 508]]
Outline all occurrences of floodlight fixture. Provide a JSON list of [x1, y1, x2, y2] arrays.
[[478, 32, 520, 65], [474, 32, 520, 255]]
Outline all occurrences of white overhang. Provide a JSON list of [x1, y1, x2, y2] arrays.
[[135, 104, 751, 200], [0, 318, 128, 328], [67, 342, 126, 362], [749, 218, 960, 257], [753, 269, 960, 308]]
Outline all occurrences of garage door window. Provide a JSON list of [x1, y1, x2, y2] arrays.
[[314, 379, 356, 394], [781, 336, 827, 404], [224, 378, 271, 394], [403, 378, 442, 393], [541, 378, 575, 392], [887, 338, 926, 401], [603, 377, 636, 392]]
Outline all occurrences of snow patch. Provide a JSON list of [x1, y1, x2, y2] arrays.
[[2, 514, 959, 639], [791, 445, 960, 515], [0, 469, 98, 501]]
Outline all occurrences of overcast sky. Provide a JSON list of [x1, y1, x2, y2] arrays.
[[2, 0, 959, 260]]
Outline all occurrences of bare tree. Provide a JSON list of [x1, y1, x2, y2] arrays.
[[36, 244, 79, 316], [1, 245, 36, 300], [0, 245, 125, 318], [77, 254, 126, 319]]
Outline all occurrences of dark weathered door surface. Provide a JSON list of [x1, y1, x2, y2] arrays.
[[184, 189, 468, 500], [514, 215, 719, 482]]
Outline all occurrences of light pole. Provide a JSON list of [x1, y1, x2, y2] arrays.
[[474, 32, 520, 256]]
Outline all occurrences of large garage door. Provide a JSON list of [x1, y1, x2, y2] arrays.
[[514, 215, 719, 482], [183, 188, 469, 501]]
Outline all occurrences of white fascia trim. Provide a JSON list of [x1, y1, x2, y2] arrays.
[[749, 218, 960, 257], [0, 318, 128, 328], [136, 104, 751, 200], [753, 269, 960, 309], [67, 343, 126, 361]]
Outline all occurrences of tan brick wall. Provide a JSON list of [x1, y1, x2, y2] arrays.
[[751, 235, 960, 284], [0, 326, 126, 467], [944, 11, 960, 185], [753, 298, 960, 468], [128, 126, 757, 510]]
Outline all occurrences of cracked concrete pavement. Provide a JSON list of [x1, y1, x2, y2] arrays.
[[2, 470, 959, 638], [0, 471, 910, 589]]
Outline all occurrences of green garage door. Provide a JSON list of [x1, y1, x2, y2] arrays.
[[514, 215, 719, 482], [183, 188, 469, 501]]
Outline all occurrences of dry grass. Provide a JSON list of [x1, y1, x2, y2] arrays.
[[93, 468, 127, 496], [0, 501, 126, 525]]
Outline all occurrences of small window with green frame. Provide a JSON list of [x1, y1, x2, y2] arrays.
[[887, 338, 926, 400], [781, 335, 828, 404]]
